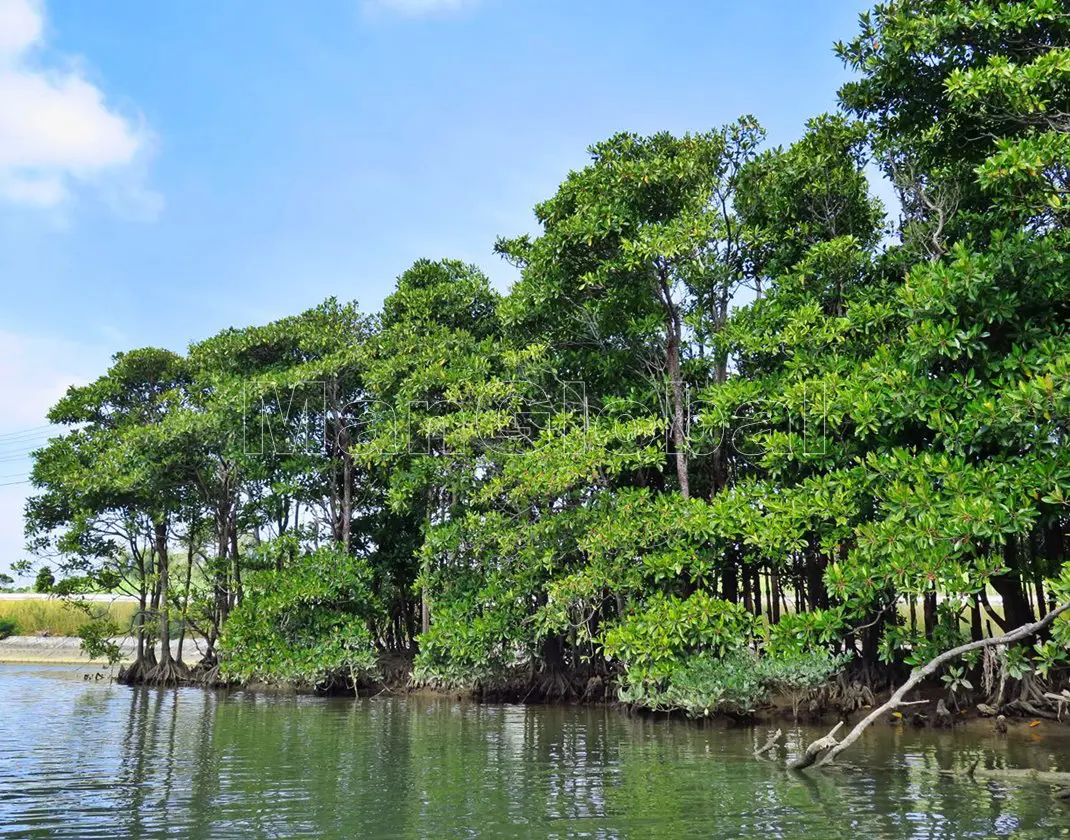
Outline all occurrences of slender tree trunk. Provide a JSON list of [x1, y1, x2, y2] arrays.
[[229, 522, 242, 608], [155, 520, 174, 672], [923, 590, 937, 640], [341, 451, 353, 553], [656, 269, 690, 500], [666, 325, 689, 499], [177, 536, 195, 665], [421, 490, 432, 635]]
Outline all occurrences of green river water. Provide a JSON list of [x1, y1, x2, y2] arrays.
[[2, 664, 1070, 838]]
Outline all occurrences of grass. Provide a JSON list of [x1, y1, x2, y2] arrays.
[[0, 599, 139, 637]]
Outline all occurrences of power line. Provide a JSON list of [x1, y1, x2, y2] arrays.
[[0, 479, 30, 488], [0, 438, 47, 453], [0, 452, 37, 464], [0, 425, 51, 440]]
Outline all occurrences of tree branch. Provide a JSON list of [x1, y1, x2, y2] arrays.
[[800, 601, 1070, 769]]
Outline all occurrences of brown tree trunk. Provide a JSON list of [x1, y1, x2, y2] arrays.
[[656, 269, 690, 500], [923, 590, 937, 639], [229, 522, 242, 608], [155, 519, 174, 670], [177, 535, 195, 665], [991, 573, 1034, 629]]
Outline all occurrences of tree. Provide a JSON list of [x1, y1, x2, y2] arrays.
[[33, 567, 54, 593], [26, 348, 192, 683]]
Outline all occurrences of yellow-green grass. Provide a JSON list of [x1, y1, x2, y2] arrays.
[[0, 599, 138, 637]]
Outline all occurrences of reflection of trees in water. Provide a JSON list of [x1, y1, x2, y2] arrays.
[[92, 691, 1070, 839]]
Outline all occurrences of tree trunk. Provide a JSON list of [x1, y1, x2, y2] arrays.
[[155, 519, 175, 676], [923, 590, 937, 639], [177, 535, 195, 665], [991, 572, 1034, 629], [656, 269, 689, 500], [229, 522, 242, 608]]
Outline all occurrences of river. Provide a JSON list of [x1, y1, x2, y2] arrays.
[[1, 664, 1069, 838]]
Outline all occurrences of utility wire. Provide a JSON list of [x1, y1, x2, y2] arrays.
[[0, 452, 38, 464], [0, 425, 51, 440], [0, 439, 47, 454]]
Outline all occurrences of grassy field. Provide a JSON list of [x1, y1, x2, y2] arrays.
[[0, 598, 139, 637]]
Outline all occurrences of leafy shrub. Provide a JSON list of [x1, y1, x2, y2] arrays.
[[760, 649, 853, 719], [0, 618, 18, 639], [602, 592, 760, 683], [220, 544, 380, 688], [619, 651, 769, 715], [765, 608, 848, 657], [618, 648, 851, 718], [412, 573, 532, 687]]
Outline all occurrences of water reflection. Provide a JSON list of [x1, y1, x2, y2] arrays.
[[1, 665, 1069, 839]]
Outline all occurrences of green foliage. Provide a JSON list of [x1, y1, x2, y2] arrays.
[[0, 618, 18, 640], [766, 610, 850, 657], [77, 619, 124, 666], [619, 649, 851, 718], [220, 544, 380, 688], [33, 567, 54, 594], [21, 0, 1070, 705], [602, 593, 760, 683]]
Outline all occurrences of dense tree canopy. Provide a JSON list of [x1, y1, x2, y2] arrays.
[[20, 0, 1070, 711]]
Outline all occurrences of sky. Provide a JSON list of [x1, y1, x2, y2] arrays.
[[0, 0, 871, 576]]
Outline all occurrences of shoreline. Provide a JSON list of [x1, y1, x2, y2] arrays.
[[0, 635, 188, 666], [4, 638, 1067, 739]]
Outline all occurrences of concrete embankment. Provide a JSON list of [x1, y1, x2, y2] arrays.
[[0, 636, 196, 665]]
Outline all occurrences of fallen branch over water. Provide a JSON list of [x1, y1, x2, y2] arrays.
[[788, 722, 842, 770], [754, 729, 783, 759], [795, 601, 1070, 770]]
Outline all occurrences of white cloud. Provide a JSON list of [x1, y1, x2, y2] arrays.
[[364, 0, 478, 17], [0, 0, 159, 214], [0, 0, 41, 55]]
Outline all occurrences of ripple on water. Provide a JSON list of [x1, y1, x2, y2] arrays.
[[2, 664, 1070, 839]]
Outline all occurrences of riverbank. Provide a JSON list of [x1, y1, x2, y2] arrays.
[[4, 635, 1067, 741]]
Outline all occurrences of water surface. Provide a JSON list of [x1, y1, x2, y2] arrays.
[[2, 664, 1069, 838]]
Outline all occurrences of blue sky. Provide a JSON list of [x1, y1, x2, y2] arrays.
[[0, 0, 869, 570]]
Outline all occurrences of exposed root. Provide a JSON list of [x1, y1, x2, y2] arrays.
[[148, 657, 189, 687]]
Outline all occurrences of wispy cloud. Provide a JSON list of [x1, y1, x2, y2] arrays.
[[363, 0, 479, 18], [0, 0, 160, 216]]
